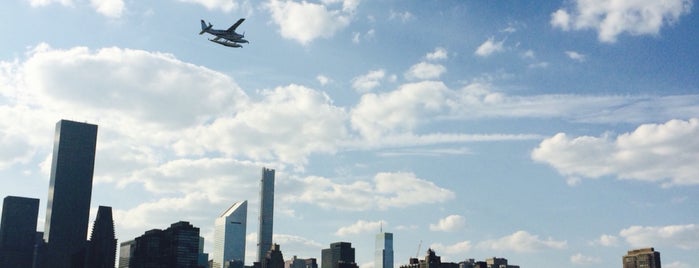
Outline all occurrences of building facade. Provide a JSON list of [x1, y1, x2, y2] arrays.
[[130, 221, 203, 268], [257, 168, 275, 264], [375, 232, 393, 268], [213, 200, 248, 268], [0, 196, 40, 268], [43, 120, 98, 268], [118, 240, 136, 268], [321, 242, 357, 268], [285, 256, 318, 268], [623, 247, 661, 268], [86, 206, 117, 268]]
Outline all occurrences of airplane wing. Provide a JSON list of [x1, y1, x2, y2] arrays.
[[226, 18, 245, 32]]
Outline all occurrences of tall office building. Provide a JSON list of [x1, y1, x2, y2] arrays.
[[257, 168, 275, 264], [86, 206, 117, 268], [213, 200, 248, 268], [375, 232, 393, 268], [43, 120, 98, 268], [623, 247, 661, 268], [321, 242, 357, 268], [0, 196, 40, 268], [118, 240, 135, 268], [130, 221, 201, 268]]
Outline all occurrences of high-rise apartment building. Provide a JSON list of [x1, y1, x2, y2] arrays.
[[86, 206, 117, 268], [257, 168, 275, 264], [375, 232, 393, 268], [213, 200, 248, 268], [130, 221, 202, 268], [43, 120, 98, 268], [623, 247, 661, 268], [0, 196, 40, 268], [321, 242, 357, 268]]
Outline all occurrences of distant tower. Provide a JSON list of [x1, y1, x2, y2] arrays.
[[257, 168, 275, 264], [117, 240, 135, 268], [623, 247, 661, 268], [321, 242, 357, 268], [213, 200, 248, 268], [0, 196, 40, 268], [43, 120, 98, 268], [86, 206, 117, 268], [374, 231, 393, 268]]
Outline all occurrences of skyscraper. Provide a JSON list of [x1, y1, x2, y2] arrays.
[[213, 200, 248, 268], [257, 168, 275, 264], [0, 196, 40, 268], [86, 206, 117, 268], [130, 221, 201, 268], [623, 247, 661, 268], [374, 232, 393, 268], [321, 242, 357, 268], [43, 119, 98, 268]]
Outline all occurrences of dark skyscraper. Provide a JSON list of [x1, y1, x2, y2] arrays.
[[43, 119, 98, 268], [321, 242, 357, 268], [0, 196, 40, 268], [86, 206, 117, 268], [130, 221, 202, 268], [257, 168, 275, 264]]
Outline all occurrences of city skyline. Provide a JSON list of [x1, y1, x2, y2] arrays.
[[1, 1, 699, 267]]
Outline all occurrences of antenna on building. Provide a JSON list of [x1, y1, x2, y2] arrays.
[[380, 221, 383, 233], [416, 240, 422, 258]]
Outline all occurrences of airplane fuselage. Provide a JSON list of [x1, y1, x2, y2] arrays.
[[200, 19, 249, 47]]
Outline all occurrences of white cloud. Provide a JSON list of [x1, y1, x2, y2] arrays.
[[430, 241, 472, 255], [426, 47, 448, 61], [178, 0, 240, 12], [404, 62, 446, 81], [665, 261, 691, 268], [389, 10, 413, 22], [475, 37, 505, 57], [284, 171, 455, 211], [90, 0, 125, 18], [565, 51, 586, 62], [335, 220, 385, 236], [265, 0, 357, 45], [550, 0, 693, 42], [429, 215, 466, 232], [591, 234, 619, 247], [620, 224, 699, 250], [317, 74, 332, 85], [532, 118, 699, 186], [26, 0, 73, 7], [351, 81, 448, 140], [570, 253, 602, 265], [477, 230, 567, 252], [352, 69, 386, 92]]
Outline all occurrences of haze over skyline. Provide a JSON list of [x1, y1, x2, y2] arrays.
[[1, 0, 698, 267]]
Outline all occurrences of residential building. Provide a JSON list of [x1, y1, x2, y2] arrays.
[[257, 168, 275, 264], [321, 242, 357, 268], [86, 206, 117, 268], [623, 247, 661, 268], [130, 221, 203, 268]]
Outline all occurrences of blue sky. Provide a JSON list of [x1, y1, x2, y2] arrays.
[[1, 0, 699, 267]]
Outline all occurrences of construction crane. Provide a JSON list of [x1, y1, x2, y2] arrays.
[[415, 240, 422, 258]]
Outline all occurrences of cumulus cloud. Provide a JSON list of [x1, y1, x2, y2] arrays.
[[570, 253, 602, 265], [26, 0, 73, 7], [532, 118, 699, 186], [620, 224, 699, 250], [430, 241, 472, 255], [477, 230, 567, 252], [475, 37, 505, 57], [565, 51, 586, 62], [551, 0, 693, 42], [389, 10, 413, 22], [179, 0, 242, 12], [335, 220, 385, 236], [405, 62, 447, 80], [429, 215, 466, 232], [665, 261, 691, 268], [591, 234, 619, 247], [317, 74, 332, 85], [265, 0, 358, 45], [426, 47, 448, 61], [352, 69, 386, 92], [283, 172, 455, 211], [90, 0, 125, 18]]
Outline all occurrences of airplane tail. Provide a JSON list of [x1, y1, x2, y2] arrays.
[[199, 20, 212, 35]]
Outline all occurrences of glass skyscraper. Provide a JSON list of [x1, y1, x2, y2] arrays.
[[375, 232, 393, 268], [213, 200, 248, 268], [43, 120, 98, 268], [0, 196, 40, 267], [257, 168, 275, 264]]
